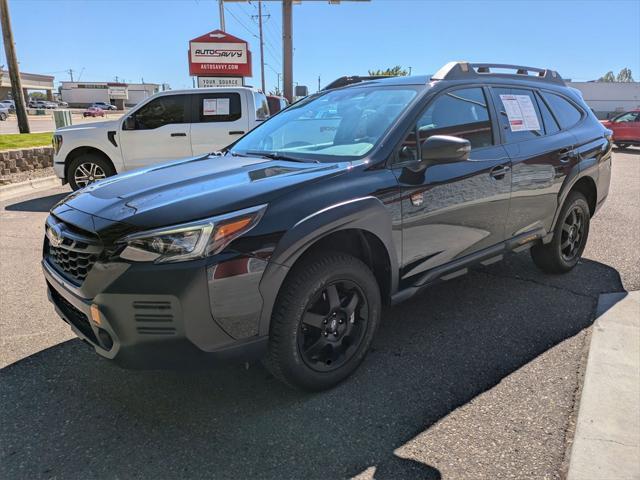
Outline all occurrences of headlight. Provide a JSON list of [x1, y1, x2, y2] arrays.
[[118, 204, 267, 263]]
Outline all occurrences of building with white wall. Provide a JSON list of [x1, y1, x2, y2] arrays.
[[567, 82, 640, 119], [60, 81, 160, 109]]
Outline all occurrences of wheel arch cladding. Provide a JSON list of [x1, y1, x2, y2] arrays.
[[257, 196, 399, 336], [570, 176, 597, 216], [65, 146, 114, 180]]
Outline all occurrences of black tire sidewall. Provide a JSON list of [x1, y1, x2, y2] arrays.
[[550, 193, 590, 271], [268, 253, 381, 391], [68, 154, 114, 191]]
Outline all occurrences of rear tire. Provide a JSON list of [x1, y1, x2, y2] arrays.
[[0, 112, 6, 121], [68, 153, 115, 191], [264, 251, 381, 391], [531, 191, 590, 274]]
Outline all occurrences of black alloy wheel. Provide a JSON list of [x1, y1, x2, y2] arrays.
[[298, 279, 369, 372]]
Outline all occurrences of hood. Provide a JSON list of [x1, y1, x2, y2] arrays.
[[56, 119, 118, 133], [59, 154, 351, 229]]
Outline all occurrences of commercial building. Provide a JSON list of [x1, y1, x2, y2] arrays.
[[59, 81, 161, 109], [567, 81, 640, 119], [0, 70, 55, 101]]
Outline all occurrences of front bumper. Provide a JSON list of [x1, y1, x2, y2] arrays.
[[42, 255, 268, 369]]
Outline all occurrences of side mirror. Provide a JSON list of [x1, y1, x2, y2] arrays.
[[421, 135, 471, 163], [122, 116, 136, 130]]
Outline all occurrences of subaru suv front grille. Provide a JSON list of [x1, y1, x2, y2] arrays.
[[45, 217, 102, 284]]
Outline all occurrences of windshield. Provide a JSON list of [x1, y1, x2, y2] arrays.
[[231, 86, 419, 161]]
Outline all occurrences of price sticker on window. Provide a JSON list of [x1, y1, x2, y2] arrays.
[[203, 98, 230, 116], [500, 94, 541, 132]]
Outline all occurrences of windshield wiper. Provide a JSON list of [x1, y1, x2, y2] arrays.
[[245, 151, 318, 163]]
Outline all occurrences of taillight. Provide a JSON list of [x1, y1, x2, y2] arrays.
[[52, 134, 63, 154]]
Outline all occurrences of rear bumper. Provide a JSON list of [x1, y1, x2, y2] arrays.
[[42, 257, 268, 369]]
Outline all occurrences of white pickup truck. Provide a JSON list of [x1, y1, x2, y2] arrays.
[[52, 87, 270, 190]]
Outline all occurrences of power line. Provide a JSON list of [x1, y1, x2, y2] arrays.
[[225, 6, 259, 40]]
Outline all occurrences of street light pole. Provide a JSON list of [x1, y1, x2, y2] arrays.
[[0, 0, 30, 133]]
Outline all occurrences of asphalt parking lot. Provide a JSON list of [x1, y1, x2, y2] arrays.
[[0, 149, 638, 479], [0, 112, 125, 134]]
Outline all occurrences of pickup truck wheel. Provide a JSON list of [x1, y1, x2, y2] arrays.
[[68, 154, 115, 190], [0, 112, 6, 121], [531, 191, 590, 274], [265, 252, 381, 391]]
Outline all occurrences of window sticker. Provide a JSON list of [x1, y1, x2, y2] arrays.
[[500, 94, 541, 132], [203, 98, 231, 116]]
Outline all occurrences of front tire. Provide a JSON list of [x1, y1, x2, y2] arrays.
[[0, 112, 6, 121], [68, 153, 115, 190], [531, 191, 590, 273], [265, 251, 381, 391]]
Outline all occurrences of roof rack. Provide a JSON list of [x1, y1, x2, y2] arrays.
[[431, 62, 565, 85]]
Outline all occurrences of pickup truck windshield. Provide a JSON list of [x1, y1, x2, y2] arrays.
[[231, 86, 418, 161]]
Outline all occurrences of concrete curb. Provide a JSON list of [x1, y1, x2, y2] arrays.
[[567, 291, 640, 480], [0, 176, 61, 202]]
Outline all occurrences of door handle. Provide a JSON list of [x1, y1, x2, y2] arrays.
[[490, 164, 510, 180], [229, 130, 245, 135], [170, 132, 187, 137]]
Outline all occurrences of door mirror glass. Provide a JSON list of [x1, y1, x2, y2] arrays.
[[421, 135, 471, 162], [123, 116, 135, 130]]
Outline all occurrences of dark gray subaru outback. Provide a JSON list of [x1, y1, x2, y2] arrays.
[[43, 62, 612, 390]]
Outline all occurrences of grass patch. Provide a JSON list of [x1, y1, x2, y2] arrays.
[[0, 132, 53, 151]]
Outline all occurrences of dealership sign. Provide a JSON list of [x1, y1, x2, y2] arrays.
[[198, 77, 244, 88], [189, 29, 252, 77]]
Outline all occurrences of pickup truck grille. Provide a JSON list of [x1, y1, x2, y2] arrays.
[[45, 217, 102, 284]]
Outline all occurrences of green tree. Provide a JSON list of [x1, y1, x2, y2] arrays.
[[29, 92, 46, 100], [367, 66, 408, 77], [598, 71, 616, 82], [616, 68, 634, 82]]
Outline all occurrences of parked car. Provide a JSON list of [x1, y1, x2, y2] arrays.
[[83, 106, 105, 118], [91, 102, 117, 111], [57, 101, 69, 108], [600, 110, 639, 149], [267, 95, 288, 114], [0, 105, 8, 121], [52, 87, 271, 189], [43, 62, 612, 391], [0, 99, 15, 113], [29, 100, 46, 109]]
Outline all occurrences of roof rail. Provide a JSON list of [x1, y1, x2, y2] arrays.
[[431, 61, 565, 85]]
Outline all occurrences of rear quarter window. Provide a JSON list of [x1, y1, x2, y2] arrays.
[[540, 91, 583, 130], [254, 93, 270, 120]]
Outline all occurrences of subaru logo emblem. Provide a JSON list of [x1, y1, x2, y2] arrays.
[[48, 225, 64, 247]]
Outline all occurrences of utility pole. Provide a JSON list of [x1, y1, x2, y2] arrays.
[[282, 0, 293, 102], [317, 75, 321, 92], [0, 0, 29, 133], [258, 0, 265, 92], [218, 0, 225, 30]]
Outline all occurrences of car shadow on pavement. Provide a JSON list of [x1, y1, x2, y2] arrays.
[[4, 192, 69, 213], [0, 254, 624, 480]]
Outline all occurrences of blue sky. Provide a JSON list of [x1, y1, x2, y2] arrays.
[[2, 0, 639, 93]]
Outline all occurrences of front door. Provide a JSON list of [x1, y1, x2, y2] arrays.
[[392, 86, 511, 284], [190, 92, 249, 156], [119, 94, 192, 170]]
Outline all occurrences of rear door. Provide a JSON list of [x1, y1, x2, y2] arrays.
[[119, 94, 192, 170], [392, 86, 511, 282], [609, 111, 639, 142], [490, 87, 578, 238], [190, 91, 248, 155]]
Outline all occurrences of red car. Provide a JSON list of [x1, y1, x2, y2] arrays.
[[601, 110, 640, 149], [83, 106, 105, 118]]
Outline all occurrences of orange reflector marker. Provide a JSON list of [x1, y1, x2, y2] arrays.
[[90, 304, 102, 326], [214, 217, 253, 242]]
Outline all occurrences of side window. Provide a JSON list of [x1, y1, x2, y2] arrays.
[[254, 93, 270, 120], [398, 87, 493, 162], [133, 95, 186, 130], [612, 112, 637, 123], [540, 91, 582, 129], [493, 87, 544, 142], [535, 91, 560, 135], [195, 93, 242, 123]]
